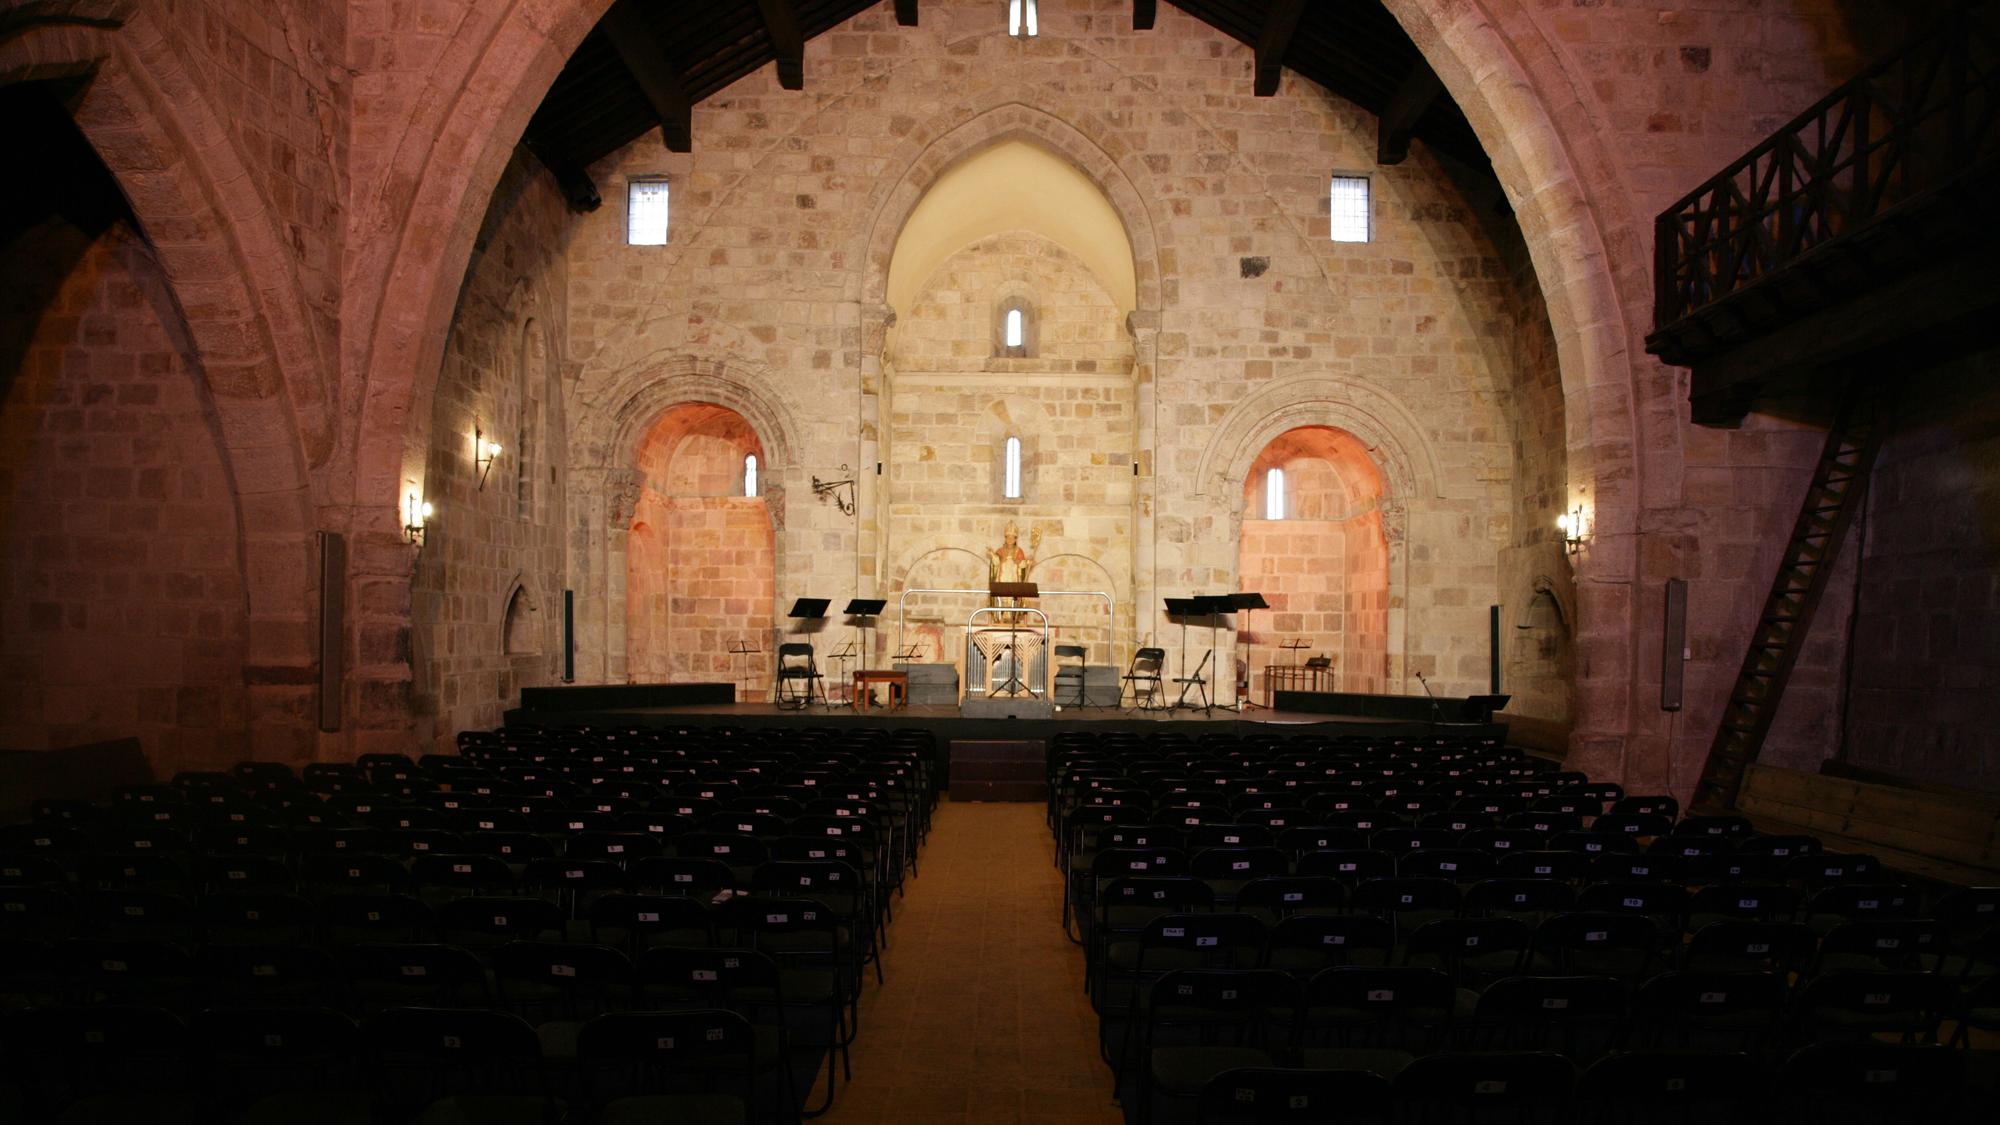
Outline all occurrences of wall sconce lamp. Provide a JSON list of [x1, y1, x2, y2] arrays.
[[474, 425, 502, 490], [812, 464, 857, 516], [1557, 505, 1587, 555], [404, 491, 433, 546]]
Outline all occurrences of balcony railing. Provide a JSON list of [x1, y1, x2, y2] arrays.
[[1652, 1, 1999, 334]]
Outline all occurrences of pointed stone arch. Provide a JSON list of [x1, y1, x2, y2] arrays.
[[500, 576, 541, 656], [1381, 0, 1647, 772], [0, 9, 323, 758]]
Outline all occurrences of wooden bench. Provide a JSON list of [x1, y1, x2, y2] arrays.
[[1737, 762, 2000, 884], [852, 670, 908, 711]]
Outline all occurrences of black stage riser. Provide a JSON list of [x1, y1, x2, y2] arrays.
[[499, 703, 1505, 745]]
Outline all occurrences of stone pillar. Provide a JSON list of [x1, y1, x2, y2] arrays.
[[857, 303, 895, 664], [1128, 310, 1159, 672], [1380, 497, 1409, 690], [342, 496, 427, 758], [565, 464, 643, 685]]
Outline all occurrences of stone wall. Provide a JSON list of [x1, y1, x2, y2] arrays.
[[1840, 349, 2000, 791], [559, 2, 1549, 714], [3, 0, 1951, 785], [409, 152, 570, 747], [0, 220, 248, 771]]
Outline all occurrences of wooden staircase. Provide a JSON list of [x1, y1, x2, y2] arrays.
[[1691, 379, 1896, 812]]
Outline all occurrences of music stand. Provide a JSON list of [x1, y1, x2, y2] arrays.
[[1303, 653, 1332, 693], [1230, 592, 1270, 711], [825, 639, 857, 707], [1193, 595, 1235, 712], [987, 582, 1039, 697], [727, 639, 761, 703], [1163, 598, 1204, 714], [843, 598, 887, 673]]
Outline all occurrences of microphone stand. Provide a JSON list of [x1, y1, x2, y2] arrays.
[[1415, 671, 1445, 739]]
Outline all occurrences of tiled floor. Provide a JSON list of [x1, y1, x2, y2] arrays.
[[815, 800, 1123, 1124]]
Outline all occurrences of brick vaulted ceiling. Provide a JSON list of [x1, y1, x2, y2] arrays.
[[522, 0, 1499, 211]]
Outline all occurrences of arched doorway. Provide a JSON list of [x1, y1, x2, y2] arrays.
[[625, 403, 774, 697], [1239, 426, 1390, 699]]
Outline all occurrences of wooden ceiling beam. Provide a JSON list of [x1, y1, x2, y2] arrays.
[[1377, 57, 1443, 165], [1134, 0, 1156, 30], [1253, 0, 1306, 97], [895, 0, 918, 26], [602, 0, 693, 152], [546, 157, 603, 213], [755, 0, 805, 90]]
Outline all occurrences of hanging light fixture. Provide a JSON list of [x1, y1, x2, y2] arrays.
[[1556, 504, 1587, 554], [473, 423, 502, 490]]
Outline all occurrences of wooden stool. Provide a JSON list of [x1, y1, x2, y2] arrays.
[[852, 670, 909, 711]]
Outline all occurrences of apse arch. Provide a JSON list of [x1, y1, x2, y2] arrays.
[[884, 138, 1138, 320], [859, 101, 1165, 317]]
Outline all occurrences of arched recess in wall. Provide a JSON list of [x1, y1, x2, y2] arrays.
[[1238, 427, 1391, 699], [888, 545, 992, 669], [1204, 376, 1437, 691], [502, 579, 540, 655], [625, 403, 775, 697]]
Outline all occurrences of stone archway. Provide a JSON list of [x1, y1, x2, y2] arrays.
[[1382, 0, 1647, 772], [566, 359, 802, 688], [624, 402, 776, 695], [0, 10, 323, 760], [1238, 427, 1392, 699], [1203, 378, 1440, 692]]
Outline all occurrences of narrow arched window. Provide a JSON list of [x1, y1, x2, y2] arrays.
[[1003, 436, 1022, 499], [996, 296, 1033, 357], [744, 453, 759, 498], [1265, 466, 1285, 520]]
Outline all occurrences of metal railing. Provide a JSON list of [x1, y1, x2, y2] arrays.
[[1653, 0, 1999, 330]]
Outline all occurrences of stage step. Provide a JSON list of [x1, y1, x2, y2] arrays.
[[949, 739, 1047, 802]]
